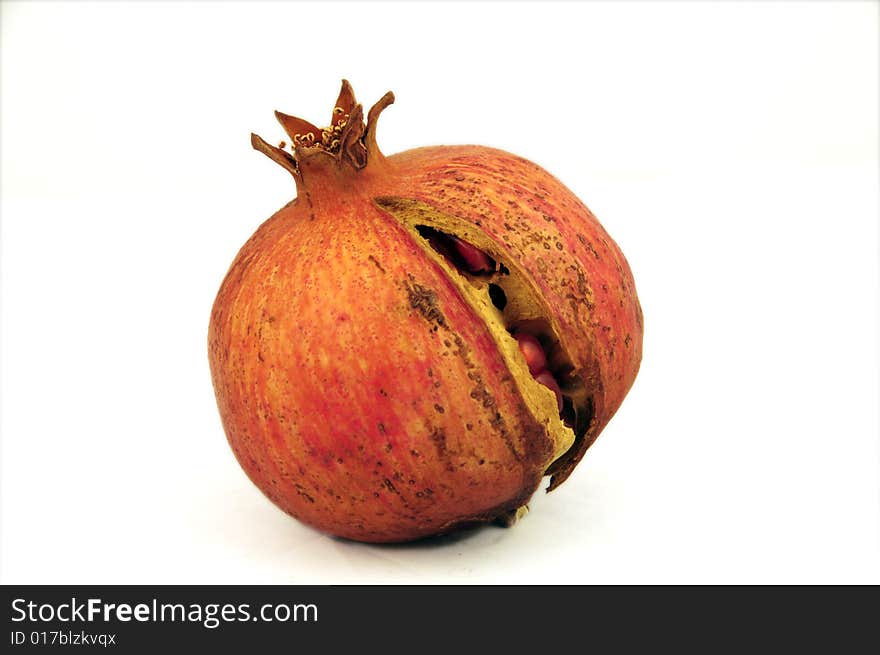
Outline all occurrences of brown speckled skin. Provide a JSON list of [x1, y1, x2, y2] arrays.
[[383, 146, 643, 489], [209, 138, 642, 543]]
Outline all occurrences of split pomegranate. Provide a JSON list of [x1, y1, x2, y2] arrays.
[[208, 81, 643, 543]]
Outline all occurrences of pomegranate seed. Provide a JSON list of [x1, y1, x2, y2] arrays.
[[452, 237, 494, 274], [514, 333, 547, 375]]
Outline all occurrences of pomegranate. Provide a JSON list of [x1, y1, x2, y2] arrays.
[[209, 81, 643, 543]]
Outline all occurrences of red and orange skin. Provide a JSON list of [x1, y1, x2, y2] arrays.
[[380, 145, 643, 487], [208, 82, 642, 542]]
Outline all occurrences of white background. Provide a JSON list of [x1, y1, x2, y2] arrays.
[[1, 1, 878, 584]]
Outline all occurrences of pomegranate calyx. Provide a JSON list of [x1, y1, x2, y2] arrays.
[[252, 80, 394, 181], [331, 79, 358, 125], [250, 133, 298, 179], [338, 103, 368, 169], [274, 111, 322, 150], [365, 90, 395, 158]]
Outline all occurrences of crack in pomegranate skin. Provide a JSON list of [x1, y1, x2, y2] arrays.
[[406, 218, 587, 449], [415, 226, 497, 276], [415, 227, 569, 424]]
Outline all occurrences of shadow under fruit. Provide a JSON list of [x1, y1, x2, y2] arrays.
[[208, 81, 643, 543]]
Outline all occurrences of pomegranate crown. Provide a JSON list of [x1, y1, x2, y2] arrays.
[[251, 80, 394, 179]]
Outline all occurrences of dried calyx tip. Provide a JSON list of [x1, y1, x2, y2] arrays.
[[253, 80, 394, 177]]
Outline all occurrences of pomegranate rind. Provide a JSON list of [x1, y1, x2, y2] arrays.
[[211, 83, 643, 542]]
